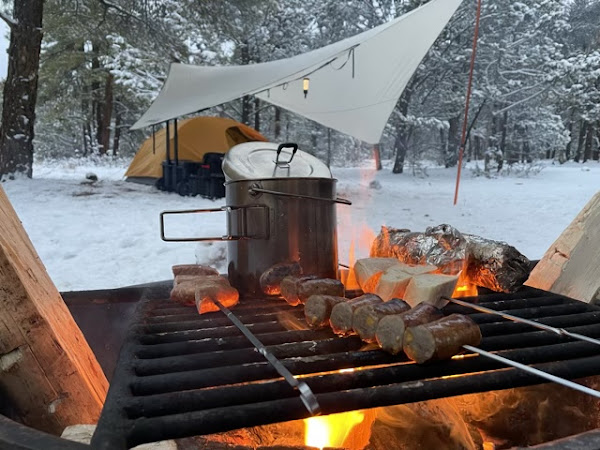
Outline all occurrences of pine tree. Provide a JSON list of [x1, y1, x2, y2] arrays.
[[0, 0, 44, 178]]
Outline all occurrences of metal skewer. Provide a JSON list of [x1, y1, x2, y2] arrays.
[[463, 344, 600, 399], [209, 298, 321, 416], [445, 296, 600, 347]]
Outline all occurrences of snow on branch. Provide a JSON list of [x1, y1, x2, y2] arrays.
[[493, 87, 549, 116], [97, 0, 142, 23], [0, 11, 18, 29]]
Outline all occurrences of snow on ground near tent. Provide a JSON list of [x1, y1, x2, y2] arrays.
[[2, 158, 599, 291]]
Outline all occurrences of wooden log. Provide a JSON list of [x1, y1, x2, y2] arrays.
[[526, 191, 600, 303], [0, 185, 108, 434], [371, 225, 531, 293]]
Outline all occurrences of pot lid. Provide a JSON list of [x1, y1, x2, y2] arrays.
[[223, 142, 332, 181]]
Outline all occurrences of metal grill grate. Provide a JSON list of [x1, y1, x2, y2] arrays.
[[90, 285, 600, 449]]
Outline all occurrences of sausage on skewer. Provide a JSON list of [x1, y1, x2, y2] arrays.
[[403, 314, 482, 363], [352, 299, 410, 343], [375, 303, 444, 355]]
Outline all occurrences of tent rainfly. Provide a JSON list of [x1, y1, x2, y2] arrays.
[[125, 117, 266, 181], [132, 0, 463, 145]]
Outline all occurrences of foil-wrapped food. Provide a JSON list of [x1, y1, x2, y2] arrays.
[[371, 224, 531, 293]]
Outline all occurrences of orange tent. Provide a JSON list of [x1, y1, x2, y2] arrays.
[[125, 116, 267, 182]]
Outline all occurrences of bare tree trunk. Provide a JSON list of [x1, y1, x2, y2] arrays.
[[99, 73, 113, 155], [445, 116, 460, 168], [112, 101, 122, 156], [310, 128, 318, 156], [0, 0, 44, 178], [392, 85, 412, 174], [466, 136, 472, 162], [583, 121, 594, 163], [575, 120, 586, 163], [595, 122, 600, 162], [392, 129, 407, 174], [253, 97, 260, 132], [439, 128, 446, 161], [488, 103, 498, 146], [85, 122, 92, 156], [80, 42, 91, 157], [373, 144, 382, 170], [274, 107, 281, 139], [91, 42, 103, 153], [565, 112, 574, 160], [240, 42, 251, 125], [501, 110, 516, 165], [524, 140, 532, 163]]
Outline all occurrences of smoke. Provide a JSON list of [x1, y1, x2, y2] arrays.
[[369, 399, 479, 450], [195, 241, 227, 273]]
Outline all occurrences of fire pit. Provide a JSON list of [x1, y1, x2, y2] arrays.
[[2, 280, 600, 449], [80, 282, 600, 448]]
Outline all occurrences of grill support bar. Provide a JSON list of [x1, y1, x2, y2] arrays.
[[91, 285, 600, 448], [126, 354, 600, 446]]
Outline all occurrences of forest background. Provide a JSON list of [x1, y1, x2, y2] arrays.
[[1, 0, 599, 176]]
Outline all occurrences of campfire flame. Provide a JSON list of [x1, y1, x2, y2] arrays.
[[304, 410, 365, 449], [340, 224, 377, 290], [452, 273, 479, 298], [304, 368, 367, 449]]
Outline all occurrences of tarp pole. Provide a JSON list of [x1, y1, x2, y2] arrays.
[[327, 128, 331, 167], [165, 121, 171, 164], [174, 118, 179, 165], [454, 0, 482, 205], [152, 125, 156, 155]]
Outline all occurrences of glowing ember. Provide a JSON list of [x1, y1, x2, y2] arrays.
[[453, 284, 479, 297], [452, 273, 478, 298], [304, 410, 365, 449]]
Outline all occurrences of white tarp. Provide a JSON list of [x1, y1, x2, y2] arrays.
[[132, 0, 463, 144]]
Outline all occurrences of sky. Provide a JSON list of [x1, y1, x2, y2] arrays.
[[0, 20, 8, 79]]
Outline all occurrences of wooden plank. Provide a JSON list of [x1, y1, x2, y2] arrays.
[[526, 191, 600, 303], [0, 185, 108, 434]]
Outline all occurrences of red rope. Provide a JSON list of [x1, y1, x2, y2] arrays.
[[453, 0, 483, 205]]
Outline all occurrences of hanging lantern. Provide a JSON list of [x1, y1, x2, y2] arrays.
[[303, 77, 310, 98]]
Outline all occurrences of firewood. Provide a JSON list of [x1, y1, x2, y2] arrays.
[[0, 186, 107, 434], [371, 225, 531, 293], [526, 192, 600, 303]]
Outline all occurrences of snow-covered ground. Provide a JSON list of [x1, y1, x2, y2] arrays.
[[2, 158, 599, 291]]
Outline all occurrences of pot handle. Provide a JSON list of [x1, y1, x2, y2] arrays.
[[160, 206, 270, 242], [275, 143, 298, 166], [249, 185, 352, 205]]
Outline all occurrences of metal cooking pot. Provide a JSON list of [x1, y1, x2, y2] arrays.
[[160, 143, 351, 294]]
